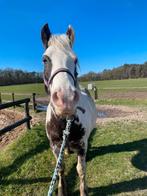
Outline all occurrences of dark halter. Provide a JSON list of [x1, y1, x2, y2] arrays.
[[43, 66, 86, 115], [49, 68, 76, 86], [44, 68, 77, 87]]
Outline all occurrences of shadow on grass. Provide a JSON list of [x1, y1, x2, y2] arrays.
[[72, 176, 147, 196], [66, 163, 78, 195], [63, 130, 147, 195], [0, 177, 51, 186], [87, 138, 147, 172]]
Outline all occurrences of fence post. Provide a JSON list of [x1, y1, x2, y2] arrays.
[[24, 101, 31, 129], [93, 86, 98, 100], [0, 92, 2, 104], [32, 93, 36, 111], [12, 93, 15, 108]]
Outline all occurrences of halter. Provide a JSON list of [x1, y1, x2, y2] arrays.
[[49, 68, 76, 86], [43, 68, 77, 88]]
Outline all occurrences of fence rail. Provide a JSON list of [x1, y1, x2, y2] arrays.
[[0, 92, 49, 112], [0, 98, 32, 136], [0, 92, 38, 110], [0, 88, 98, 112]]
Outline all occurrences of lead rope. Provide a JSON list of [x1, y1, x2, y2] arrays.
[[48, 118, 73, 196]]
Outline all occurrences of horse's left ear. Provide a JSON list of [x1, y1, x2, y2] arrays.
[[66, 25, 75, 47]]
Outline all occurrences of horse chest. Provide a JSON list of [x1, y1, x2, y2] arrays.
[[46, 115, 85, 155]]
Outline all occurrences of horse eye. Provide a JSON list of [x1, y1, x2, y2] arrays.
[[43, 58, 48, 64], [42, 56, 51, 64]]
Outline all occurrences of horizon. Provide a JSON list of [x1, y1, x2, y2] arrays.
[[1, 60, 147, 76], [0, 0, 147, 75]]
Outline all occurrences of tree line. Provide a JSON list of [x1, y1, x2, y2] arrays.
[[1, 62, 147, 86], [79, 62, 147, 81], [0, 68, 43, 86]]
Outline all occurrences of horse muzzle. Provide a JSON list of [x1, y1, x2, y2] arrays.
[[51, 89, 79, 116]]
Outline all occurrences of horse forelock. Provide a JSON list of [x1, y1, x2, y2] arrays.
[[48, 34, 71, 52], [44, 33, 79, 78]]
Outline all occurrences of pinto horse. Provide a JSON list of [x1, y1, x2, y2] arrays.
[[41, 24, 97, 196]]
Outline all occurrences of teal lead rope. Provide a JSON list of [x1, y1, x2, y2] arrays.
[[48, 118, 73, 196]]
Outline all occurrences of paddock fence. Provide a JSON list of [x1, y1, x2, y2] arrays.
[[0, 87, 98, 113], [0, 92, 48, 111], [0, 98, 32, 136]]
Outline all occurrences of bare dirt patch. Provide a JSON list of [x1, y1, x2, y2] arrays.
[[0, 109, 26, 148], [0, 109, 46, 149], [97, 105, 147, 125], [99, 91, 147, 99]]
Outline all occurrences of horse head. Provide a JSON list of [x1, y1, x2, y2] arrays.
[[41, 24, 79, 117]]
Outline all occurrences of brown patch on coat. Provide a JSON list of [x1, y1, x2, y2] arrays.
[[46, 114, 85, 155]]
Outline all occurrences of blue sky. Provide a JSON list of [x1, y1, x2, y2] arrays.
[[0, 0, 147, 75]]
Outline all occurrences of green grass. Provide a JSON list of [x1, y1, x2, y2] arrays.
[[0, 83, 45, 101], [0, 83, 44, 94], [1, 77, 147, 95], [96, 99, 147, 106], [1, 78, 147, 105], [1, 121, 147, 195], [81, 78, 147, 90]]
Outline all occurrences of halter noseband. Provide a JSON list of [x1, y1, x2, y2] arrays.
[[44, 68, 77, 87]]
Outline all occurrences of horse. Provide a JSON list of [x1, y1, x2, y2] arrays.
[[41, 23, 97, 196]]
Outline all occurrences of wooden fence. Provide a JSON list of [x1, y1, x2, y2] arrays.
[[0, 92, 49, 112], [0, 98, 32, 136], [0, 92, 38, 110], [0, 87, 98, 113]]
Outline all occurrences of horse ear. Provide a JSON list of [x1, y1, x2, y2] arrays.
[[41, 23, 51, 48], [66, 25, 75, 47]]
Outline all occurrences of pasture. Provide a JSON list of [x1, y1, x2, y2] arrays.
[[1, 78, 147, 195], [0, 83, 45, 101], [1, 78, 147, 105], [1, 121, 147, 195]]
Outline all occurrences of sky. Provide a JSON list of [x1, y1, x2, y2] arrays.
[[0, 0, 147, 75]]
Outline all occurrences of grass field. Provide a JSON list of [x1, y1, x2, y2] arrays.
[[1, 78, 147, 93], [1, 78, 147, 195], [1, 78, 147, 104], [81, 78, 147, 90], [0, 121, 147, 195], [0, 83, 45, 101]]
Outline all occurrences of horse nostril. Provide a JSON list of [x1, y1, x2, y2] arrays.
[[52, 92, 59, 103], [52, 90, 79, 108], [52, 91, 65, 107], [73, 91, 79, 102]]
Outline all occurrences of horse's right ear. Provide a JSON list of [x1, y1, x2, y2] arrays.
[[41, 23, 51, 49]]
